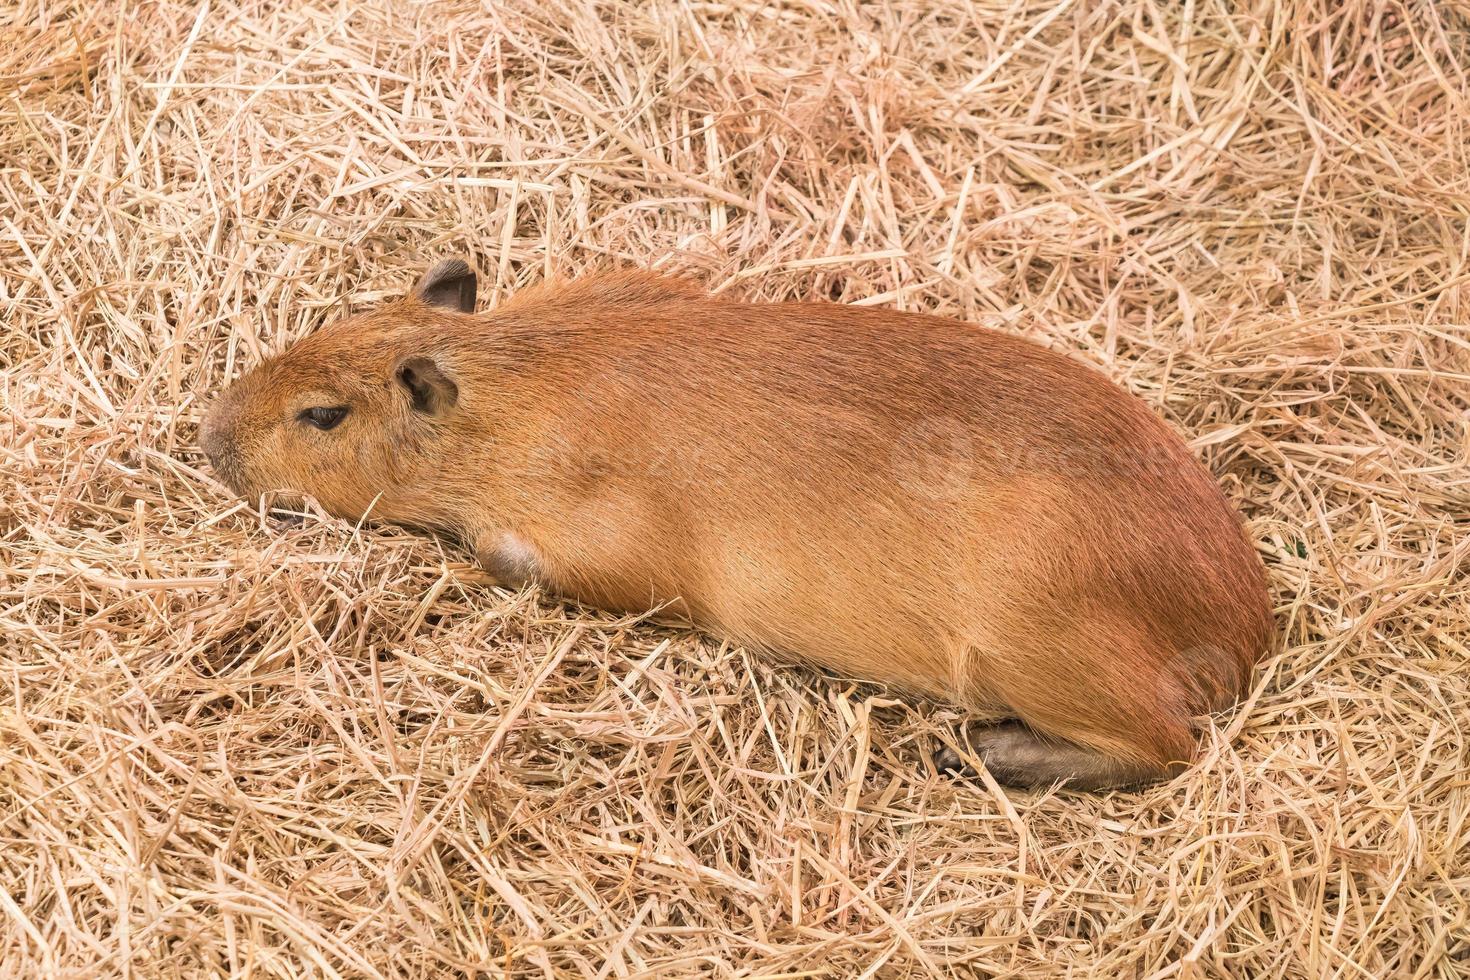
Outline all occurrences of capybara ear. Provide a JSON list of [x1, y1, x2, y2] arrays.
[[413, 258, 477, 313], [395, 355, 459, 415]]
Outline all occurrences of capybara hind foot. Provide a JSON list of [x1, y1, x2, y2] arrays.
[[934, 721, 1182, 791]]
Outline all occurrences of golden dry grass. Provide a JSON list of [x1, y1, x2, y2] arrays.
[[3, 0, 1469, 976]]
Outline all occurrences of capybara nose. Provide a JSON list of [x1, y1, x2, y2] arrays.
[[198, 406, 244, 493], [198, 414, 226, 470]]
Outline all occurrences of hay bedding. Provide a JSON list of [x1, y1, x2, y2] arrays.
[[1, 0, 1467, 975]]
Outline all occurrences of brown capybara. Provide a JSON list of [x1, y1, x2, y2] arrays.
[[200, 259, 1272, 790]]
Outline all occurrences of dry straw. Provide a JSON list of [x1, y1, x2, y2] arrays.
[[2, 0, 1468, 976]]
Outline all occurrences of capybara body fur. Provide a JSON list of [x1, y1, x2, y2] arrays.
[[201, 260, 1272, 790]]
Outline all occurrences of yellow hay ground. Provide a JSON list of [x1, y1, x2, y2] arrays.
[[2, 0, 1468, 976]]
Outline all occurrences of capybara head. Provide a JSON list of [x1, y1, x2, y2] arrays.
[[199, 259, 477, 525]]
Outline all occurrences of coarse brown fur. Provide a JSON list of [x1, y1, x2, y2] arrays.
[[200, 261, 1273, 791]]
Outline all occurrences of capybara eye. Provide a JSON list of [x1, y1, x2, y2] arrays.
[[298, 406, 349, 431]]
